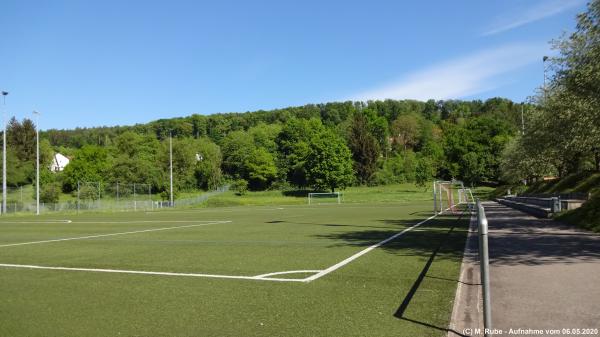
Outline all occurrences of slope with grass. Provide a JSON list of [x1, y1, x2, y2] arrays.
[[494, 171, 600, 232]]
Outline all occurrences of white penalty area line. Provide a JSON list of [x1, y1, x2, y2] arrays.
[[0, 263, 314, 282], [0, 221, 231, 248]]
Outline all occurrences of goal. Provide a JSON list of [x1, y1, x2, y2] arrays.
[[308, 192, 342, 205], [433, 180, 474, 214]]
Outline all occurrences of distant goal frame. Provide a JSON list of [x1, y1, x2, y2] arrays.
[[433, 180, 474, 214], [308, 192, 342, 205]]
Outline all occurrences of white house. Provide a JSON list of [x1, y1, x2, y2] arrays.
[[50, 153, 70, 172]]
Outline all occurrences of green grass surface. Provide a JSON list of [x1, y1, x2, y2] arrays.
[[557, 193, 600, 233], [205, 183, 434, 207], [0, 194, 468, 337]]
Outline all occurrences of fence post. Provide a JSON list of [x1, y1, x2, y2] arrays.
[[477, 200, 492, 336], [551, 197, 561, 213]]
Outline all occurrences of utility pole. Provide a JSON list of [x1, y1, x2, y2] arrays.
[[169, 132, 173, 207], [1, 91, 8, 215], [521, 103, 525, 135], [33, 111, 40, 215], [543, 56, 549, 99]]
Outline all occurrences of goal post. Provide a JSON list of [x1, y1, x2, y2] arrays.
[[308, 192, 342, 205], [433, 180, 474, 214]]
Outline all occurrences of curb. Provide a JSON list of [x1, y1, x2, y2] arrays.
[[447, 211, 484, 337]]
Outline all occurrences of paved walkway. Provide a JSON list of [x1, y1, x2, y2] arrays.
[[450, 201, 600, 337]]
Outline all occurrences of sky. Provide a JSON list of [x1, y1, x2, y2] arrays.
[[0, 0, 588, 130]]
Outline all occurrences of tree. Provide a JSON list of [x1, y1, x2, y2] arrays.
[[415, 155, 435, 187], [245, 147, 277, 190], [61, 145, 111, 192], [500, 136, 556, 184], [276, 118, 325, 188], [347, 112, 380, 184], [194, 137, 223, 190], [7, 117, 36, 162], [305, 128, 354, 192], [159, 138, 199, 191], [391, 114, 421, 151], [541, 0, 600, 172], [221, 131, 255, 178]]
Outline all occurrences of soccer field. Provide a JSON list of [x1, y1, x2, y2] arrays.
[[0, 201, 468, 337]]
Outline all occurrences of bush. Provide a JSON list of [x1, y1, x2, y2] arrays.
[[231, 179, 249, 196], [40, 183, 61, 203], [160, 189, 179, 201]]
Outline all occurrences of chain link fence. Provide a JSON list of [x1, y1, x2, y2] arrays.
[[0, 183, 229, 215]]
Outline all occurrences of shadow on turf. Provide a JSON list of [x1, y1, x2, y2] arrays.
[[480, 203, 600, 266], [393, 214, 469, 337], [313, 217, 468, 261]]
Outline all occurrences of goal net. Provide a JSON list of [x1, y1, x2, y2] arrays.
[[308, 192, 342, 205], [433, 180, 473, 214]]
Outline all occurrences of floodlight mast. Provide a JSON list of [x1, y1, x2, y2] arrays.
[[543, 56, 549, 99], [33, 111, 40, 215], [169, 132, 173, 207], [1, 91, 8, 215]]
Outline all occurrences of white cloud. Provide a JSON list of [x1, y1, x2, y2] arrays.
[[482, 0, 583, 36], [350, 44, 546, 102]]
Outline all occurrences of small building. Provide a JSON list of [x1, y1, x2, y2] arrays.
[[50, 153, 70, 172]]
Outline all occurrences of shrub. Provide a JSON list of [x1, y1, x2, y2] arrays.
[[231, 179, 249, 196]]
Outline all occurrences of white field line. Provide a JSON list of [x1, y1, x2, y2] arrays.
[[0, 220, 73, 224], [0, 263, 306, 282], [0, 221, 231, 248], [255, 270, 322, 279], [69, 220, 228, 224], [302, 212, 442, 283]]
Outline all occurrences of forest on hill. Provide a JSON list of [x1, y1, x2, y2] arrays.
[[7, 98, 526, 200], [5, 0, 599, 203]]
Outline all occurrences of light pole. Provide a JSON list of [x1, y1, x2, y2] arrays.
[[33, 110, 40, 215], [1, 91, 8, 215], [543, 56, 549, 99], [169, 132, 173, 207], [521, 103, 525, 135]]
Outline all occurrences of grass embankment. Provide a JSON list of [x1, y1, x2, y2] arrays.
[[494, 171, 600, 232]]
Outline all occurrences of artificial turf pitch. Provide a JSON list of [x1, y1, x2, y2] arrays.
[[0, 201, 468, 337]]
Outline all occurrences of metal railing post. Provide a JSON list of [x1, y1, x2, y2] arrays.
[[477, 199, 492, 335]]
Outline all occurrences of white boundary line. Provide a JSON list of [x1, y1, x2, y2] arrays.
[[0, 220, 72, 224], [0, 263, 307, 282], [303, 212, 441, 282], [255, 270, 322, 279], [0, 221, 231, 248], [69, 220, 229, 224]]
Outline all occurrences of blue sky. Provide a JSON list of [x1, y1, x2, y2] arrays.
[[0, 0, 587, 130]]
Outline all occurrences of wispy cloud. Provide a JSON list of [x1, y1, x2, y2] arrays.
[[350, 44, 545, 101], [482, 0, 583, 36]]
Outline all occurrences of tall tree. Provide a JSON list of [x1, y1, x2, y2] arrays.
[[347, 112, 380, 184], [305, 128, 354, 192], [391, 114, 421, 151]]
